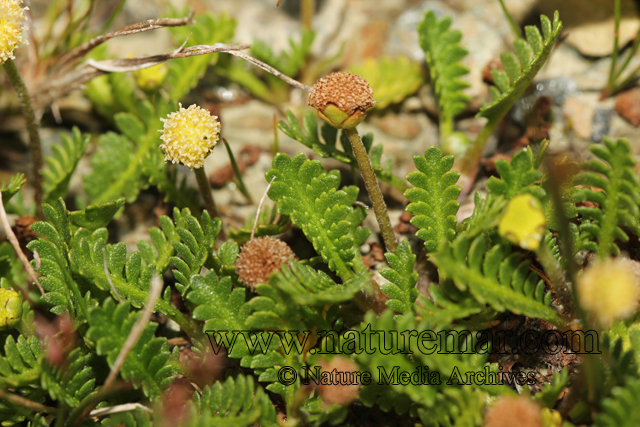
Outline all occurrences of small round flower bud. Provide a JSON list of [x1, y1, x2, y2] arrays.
[[0, 288, 23, 331], [484, 396, 542, 427], [134, 63, 169, 91], [0, 0, 28, 64], [159, 104, 221, 170], [578, 258, 640, 327], [308, 72, 377, 129], [498, 194, 546, 250], [235, 236, 297, 290]]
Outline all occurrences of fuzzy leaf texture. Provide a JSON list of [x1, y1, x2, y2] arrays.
[[86, 298, 175, 399], [405, 146, 461, 253], [0, 335, 42, 389], [349, 56, 424, 109], [418, 10, 470, 137], [40, 348, 97, 409], [355, 310, 503, 418], [432, 234, 562, 325], [479, 12, 562, 122], [42, 127, 90, 204], [83, 100, 167, 204], [241, 262, 367, 394], [278, 111, 408, 191], [27, 199, 196, 335], [379, 240, 419, 316], [1, 174, 26, 205], [189, 375, 278, 427], [165, 208, 222, 295], [486, 146, 543, 200], [266, 153, 370, 281], [571, 138, 640, 258], [416, 282, 484, 330]]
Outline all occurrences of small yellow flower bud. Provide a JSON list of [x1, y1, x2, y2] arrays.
[[498, 194, 546, 250], [159, 104, 221, 169], [0, 288, 23, 331], [134, 63, 169, 91], [578, 258, 640, 327], [308, 72, 377, 129], [0, 0, 28, 64]]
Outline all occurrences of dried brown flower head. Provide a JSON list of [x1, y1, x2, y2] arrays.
[[308, 72, 376, 129], [317, 357, 361, 407], [484, 396, 542, 427], [235, 236, 296, 289]]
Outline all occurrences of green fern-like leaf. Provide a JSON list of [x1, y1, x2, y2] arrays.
[[265, 260, 368, 307], [596, 376, 640, 427], [405, 146, 461, 253], [40, 348, 96, 408], [571, 138, 640, 258], [165, 208, 222, 295], [431, 234, 562, 325], [42, 127, 90, 204], [379, 240, 419, 316], [355, 310, 504, 417], [86, 298, 175, 399], [486, 147, 543, 200], [28, 199, 196, 335], [266, 153, 370, 281], [479, 12, 562, 121], [278, 111, 408, 192], [417, 282, 485, 330], [0, 335, 42, 389], [417, 10, 470, 139], [68, 198, 125, 230], [1, 173, 26, 205], [349, 56, 424, 109], [190, 375, 278, 427]]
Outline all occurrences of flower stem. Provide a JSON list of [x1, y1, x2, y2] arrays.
[[344, 127, 397, 254], [194, 166, 225, 238], [3, 58, 44, 215]]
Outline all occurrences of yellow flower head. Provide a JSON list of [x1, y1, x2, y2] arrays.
[[159, 104, 221, 169], [578, 258, 640, 327], [0, 288, 23, 331], [0, 0, 28, 64], [498, 194, 546, 250]]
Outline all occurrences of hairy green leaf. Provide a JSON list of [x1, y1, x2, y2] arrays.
[[42, 127, 90, 204], [405, 146, 461, 253]]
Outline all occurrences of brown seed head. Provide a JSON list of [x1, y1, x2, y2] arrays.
[[317, 357, 361, 407], [235, 236, 296, 290], [484, 396, 542, 427], [308, 72, 376, 129]]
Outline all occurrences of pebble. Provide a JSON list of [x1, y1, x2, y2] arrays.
[[615, 87, 640, 127], [538, 0, 640, 58]]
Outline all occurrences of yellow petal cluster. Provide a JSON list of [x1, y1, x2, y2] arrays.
[[159, 104, 221, 169], [578, 258, 640, 327], [0, 288, 23, 331], [0, 0, 28, 64], [498, 194, 546, 250]]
